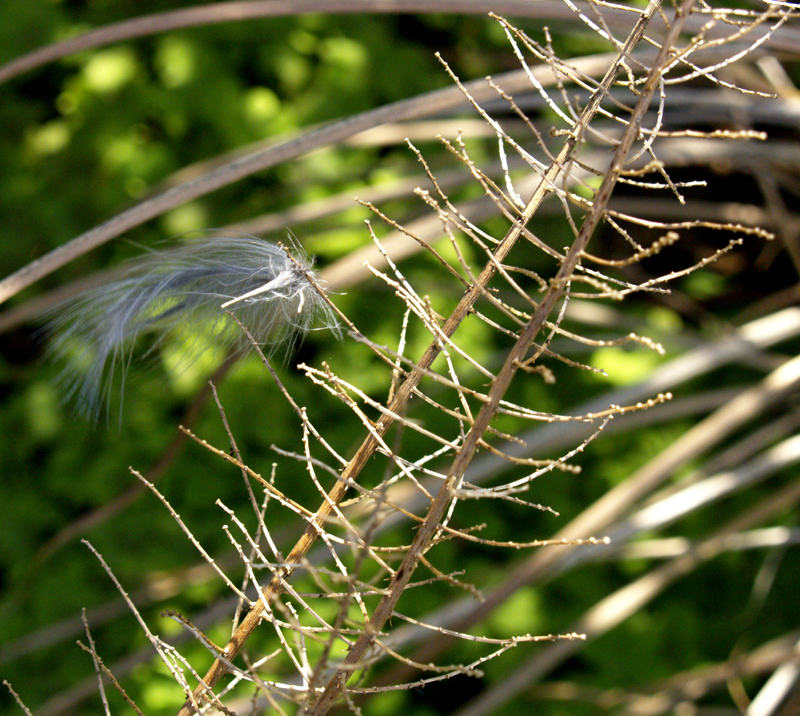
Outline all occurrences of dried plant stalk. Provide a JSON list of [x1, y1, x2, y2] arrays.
[[164, 1, 722, 713]]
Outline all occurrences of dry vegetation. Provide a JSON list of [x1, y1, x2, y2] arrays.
[[2, 2, 800, 716]]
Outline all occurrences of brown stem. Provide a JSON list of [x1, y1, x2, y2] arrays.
[[177, 0, 697, 711], [307, 0, 698, 712]]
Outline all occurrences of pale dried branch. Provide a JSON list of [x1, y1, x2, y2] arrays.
[[80, 610, 110, 716], [3, 681, 35, 716], [452, 476, 800, 716]]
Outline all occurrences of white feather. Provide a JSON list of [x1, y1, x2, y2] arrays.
[[46, 234, 338, 420]]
